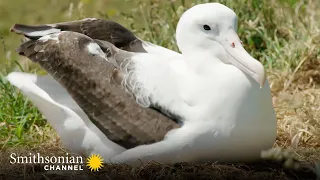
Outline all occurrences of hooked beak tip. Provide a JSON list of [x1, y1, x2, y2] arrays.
[[259, 73, 267, 89]]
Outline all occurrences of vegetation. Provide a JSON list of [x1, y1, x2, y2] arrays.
[[0, 0, 319, 179]]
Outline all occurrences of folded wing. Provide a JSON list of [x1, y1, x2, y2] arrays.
[[14, 31, 181, 149], [11, 18, 182, 58]]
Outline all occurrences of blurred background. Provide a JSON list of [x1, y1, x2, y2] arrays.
[[0, 0, 319, 162]]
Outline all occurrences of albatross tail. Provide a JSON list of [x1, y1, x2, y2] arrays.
[[9, 18, 138, 48], [10, 24, 61, 39]]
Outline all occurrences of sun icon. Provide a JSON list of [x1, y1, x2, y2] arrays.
[[86, 154, 104, 172]]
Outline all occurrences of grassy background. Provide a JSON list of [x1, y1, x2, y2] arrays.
[[0, 0, 319, 174]]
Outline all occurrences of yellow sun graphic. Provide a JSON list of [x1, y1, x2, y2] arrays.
[[86, 154, 104, 172]]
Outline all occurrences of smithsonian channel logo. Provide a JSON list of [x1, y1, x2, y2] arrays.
[[9, 153, 104, 172]]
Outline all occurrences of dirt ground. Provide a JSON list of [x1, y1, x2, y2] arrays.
[[0, 146, 318, 180], [0, 162, 316, 180]]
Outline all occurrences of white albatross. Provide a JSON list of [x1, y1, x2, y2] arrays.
[[7, 3, 277, 165]]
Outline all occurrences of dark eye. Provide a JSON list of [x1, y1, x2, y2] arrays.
[[203, 25, 211, 31]]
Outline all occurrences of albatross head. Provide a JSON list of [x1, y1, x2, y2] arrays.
[[176, 3, 266, 88]]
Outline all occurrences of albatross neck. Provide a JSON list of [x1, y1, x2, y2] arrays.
[[181, 46, 226, 76]]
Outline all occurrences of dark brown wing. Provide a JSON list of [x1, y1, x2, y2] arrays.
[[11, 19, 183, 122], [11, 18, 147, 53], [16, 31, 180, 149]]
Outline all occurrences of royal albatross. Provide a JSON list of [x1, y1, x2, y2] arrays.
[[7, 3, 277, 165]]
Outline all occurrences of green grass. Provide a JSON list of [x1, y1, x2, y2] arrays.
[[0, 0, 319, 154], [0, 76, 48, 147]]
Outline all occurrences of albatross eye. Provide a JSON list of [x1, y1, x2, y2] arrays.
[[203, 25, 211, 31]]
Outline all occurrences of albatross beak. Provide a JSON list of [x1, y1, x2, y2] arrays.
[[220, 29, 266, 88]]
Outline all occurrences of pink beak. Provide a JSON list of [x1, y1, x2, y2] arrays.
[[220, 29, 266, 88]]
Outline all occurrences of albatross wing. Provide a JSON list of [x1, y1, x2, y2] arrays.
[[11, 31, 181, 150], [10, 18, 182, 59]]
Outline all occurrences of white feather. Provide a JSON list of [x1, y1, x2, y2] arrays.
[[87, 42, 106, 59], [6, 72, 126, 160], [39, 32, 60, 43], [27, 28, 61, 38]]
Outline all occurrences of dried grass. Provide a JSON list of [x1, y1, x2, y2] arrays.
[[269, 58, 320, 149]]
